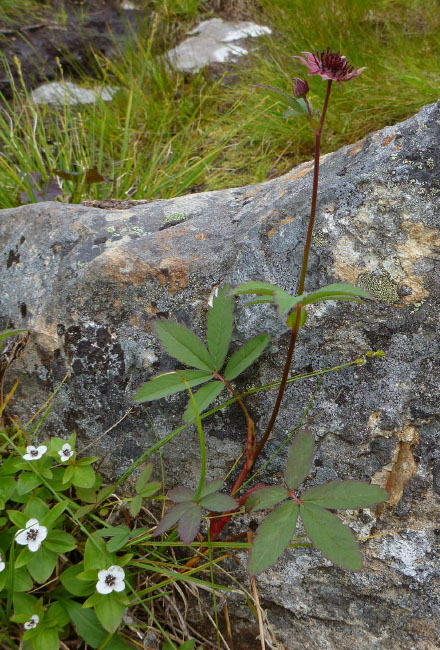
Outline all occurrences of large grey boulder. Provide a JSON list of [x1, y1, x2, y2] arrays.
[[1, 101, 440, 649]]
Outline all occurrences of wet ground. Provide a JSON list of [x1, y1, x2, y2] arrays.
[[0, 0, 142, 98]]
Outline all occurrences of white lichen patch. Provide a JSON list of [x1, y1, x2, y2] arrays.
[[189, 18, 271, 42], [371, 531, 433, 581], [105, 211, 135, 222]]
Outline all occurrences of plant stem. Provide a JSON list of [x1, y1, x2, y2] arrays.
[[253, 80, 333, 463]]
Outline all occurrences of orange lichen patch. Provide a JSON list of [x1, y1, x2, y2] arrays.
[[291, 162, 313, 180], [395, 220, 440, 301], [238, 188, 263, 201], [268, 216, 297, 239], [145, 303, 159, 315], [103, 248, 152, 287], [393, 144, 402, 150], [114, 298, 122, 313], [332, 259, 359, 285], [130, 314, 140, 328], [372, 424, 419, 511], [349, 138, 366, 156], [155, 226, 191, 253], [381, 134, 395, 147], [195, 232, 207, 241], [259, 209, 278, 222], [151, 256, 189, 294]]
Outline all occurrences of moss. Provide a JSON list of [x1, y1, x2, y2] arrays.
[[358, 272, 400, 304]]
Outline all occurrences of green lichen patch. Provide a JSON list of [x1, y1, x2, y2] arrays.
[[160, 213, 188, 230], [358, 272, 400, 304]]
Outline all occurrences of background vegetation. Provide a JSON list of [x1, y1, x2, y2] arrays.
[[0, 0, 438, 206]]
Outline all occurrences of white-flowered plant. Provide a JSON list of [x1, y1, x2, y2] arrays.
[[22, 445, 47, 461], [96, 565, 126, 595], [58, 443, 74, 462], [15, 518, 48, 552], [0, 552, 5, 572], [23, 614, 39, 630]]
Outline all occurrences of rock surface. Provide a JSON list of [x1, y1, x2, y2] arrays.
[[166, 17, 271, 72], [1, 101, 440, 649]]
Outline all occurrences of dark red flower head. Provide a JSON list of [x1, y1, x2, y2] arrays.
[[294, 48, 365, 84], [293, 77, 309, 97]]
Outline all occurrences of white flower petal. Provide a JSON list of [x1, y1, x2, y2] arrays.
[[97, 569, 109, 582], [37, 445, 47, 455], [107, 565, 125, 580], [113, 579, 125, 592], [0, 562, 5, 572], [15, 529, 30, 546], [25, 518, 40, 528], [37, 526, 48, 542], [24, 614, 39, 629], [96, 580, 113, 594], [27, 538, 41, 552]]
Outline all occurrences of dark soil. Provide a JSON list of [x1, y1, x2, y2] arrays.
[[0, 0, 143, 98]]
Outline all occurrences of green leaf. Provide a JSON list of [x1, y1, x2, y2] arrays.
[[256, 84, 309, 113], [75, 456, 98, 466], [11, 566, 33, 592], [0, 476, 16, 503], [286, 305, 308, 328], [133, 370, 213, 403], [13, 591, 37, 615], [302, 283, 371, 306], [27, 546, 58, 583], [207, 285, 234, 370], [0, 455, 22, 476], [135, 463, 153, 493], [183, 381, 224, 422], [168, 486, 194, 502], [15, 546, 33, 568], [200, 479, 224, 498], [71, 464, 95, 488], [232, 281, 301, 315], [46, 601, 70, 628], [7, 510, 28, 528], [16, 472, 42, 496], [84, 534, 111, 571], [178, 503, 202, 545], [60, 564, 95, 596], [153, 502, 194, 537], [300, 503, 362, 570], [302, 481, 389, 509], [224, 334, 269, 380], [248, 501, 299, 575], [44, 529, 77, 553], [129, 494, 142, 517], [154, 320, 214, 371], [199, 492, 237, 512], [23, 497, 49, 521], [41, 500, 68, 530], [245, 486, 288, 512], [139, 481, 161, 499], [61, 599, 133, 649], [32, 627, 59, 650], [95, 595, 126, 634], [285, 430, 315, 490]]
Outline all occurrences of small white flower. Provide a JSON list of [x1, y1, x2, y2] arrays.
[[22, 445, 47, 461], [15, 518, 48, 552], [0, 552, 5, 572], [24, 614, 39, 630], [96, 565, 125, 595], [58, 443, 74, 462]]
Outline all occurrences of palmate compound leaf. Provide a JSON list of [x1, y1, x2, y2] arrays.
[[248, 501, 299, 575], [178, 502, 203, 545], [154, 319, 214, 371], [200, 479, 225, 497], [302, 481, 389, 509], [207, 285, 234, 370], [224, 333, 270, 381], [133, 369, 213, 403], [198, 492, 237, 512], [285, 429, 315, 490], [232, 281, 303, 316], [183, 380, 225, 422], [153, 502, 194, 537], [300, 503, 362, 571], [302, 283, 371, 306], [245, 486, 288, 512]]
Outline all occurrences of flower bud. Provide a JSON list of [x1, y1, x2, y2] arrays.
[[293, 77, 309, 97]]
